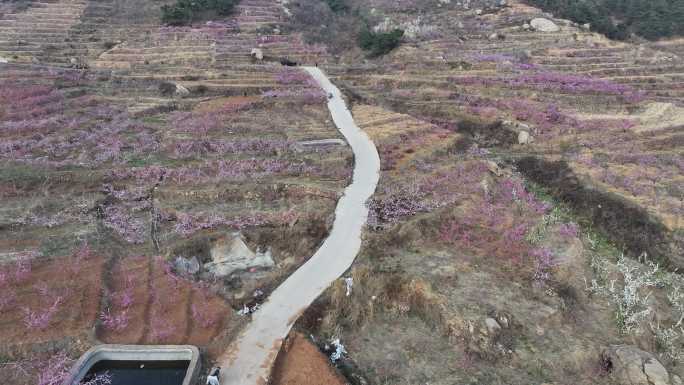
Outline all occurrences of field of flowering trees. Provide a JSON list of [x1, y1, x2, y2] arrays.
[[280, 1, 684, 384], [333, 4, 684, 267], [0, 61, 352, 384], [1, 0, 683, 383]]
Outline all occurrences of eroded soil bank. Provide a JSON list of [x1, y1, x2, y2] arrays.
[[270, 332, 347, 385]]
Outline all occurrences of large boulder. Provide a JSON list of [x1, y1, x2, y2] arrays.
[[251, 48, 264, 61], [174, 83, 190, 97], [603, 345, 672, 385], [518, 130, 532, 145], [530, 18, 560, 32], [174, 256, 200, 275], [204, 233, 274, 277]]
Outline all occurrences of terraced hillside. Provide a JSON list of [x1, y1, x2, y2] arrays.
[[283, 1, 684, 385], [0, 0, 350, 381], [330, 0, 684, 267], [1, 0, 683, 384]]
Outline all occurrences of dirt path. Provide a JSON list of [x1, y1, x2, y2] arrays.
[[217, 67, 380, 385]]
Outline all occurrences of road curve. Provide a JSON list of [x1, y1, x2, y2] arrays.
[[218, 67, 380, 385]]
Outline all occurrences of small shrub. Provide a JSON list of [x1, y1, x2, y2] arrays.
[[161, 0, 240, 26], [324, 0, 348, 13]]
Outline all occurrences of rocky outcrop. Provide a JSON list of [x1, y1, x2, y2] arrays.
[[518, 130, 531, 145], [174, 256, 200, 275], [464, 312, 516, 361], [251, 48, 264, 61], [603, 345, 672, 385], [531, 18, 560, 32], [174, 83, 190, 97], [204, 233, 274, 277]]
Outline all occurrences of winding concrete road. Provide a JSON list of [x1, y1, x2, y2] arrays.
[[218, 67, 380, 385]]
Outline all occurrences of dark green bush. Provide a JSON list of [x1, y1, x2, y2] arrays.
[[161, 0, 239, 26], [324, 0, 348, 13], [523, 0, 684, 41], [357, 28, 404, 57]]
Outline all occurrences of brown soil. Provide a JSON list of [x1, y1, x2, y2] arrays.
[[270, 332, 347, 385], [0, 254, 104, 348], [97, 255, 232, 346]]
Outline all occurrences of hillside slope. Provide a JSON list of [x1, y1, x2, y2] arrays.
[[0, 0, 683, 384]]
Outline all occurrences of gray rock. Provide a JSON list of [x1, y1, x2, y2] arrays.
[[204, 233, 274, 277], [485, 318, 501, 334], [530, 18, 560, 32], [581, 23, 591, 31], [174, 256, 200, 275], [475, 9, 482, 15], [604, 345, 671, 385], [0, 56, 8, 63], [250, 48, 264, 60], [496, 314, 510, 328], [174, 83, 190, 97], [518, 130, 532, 145]]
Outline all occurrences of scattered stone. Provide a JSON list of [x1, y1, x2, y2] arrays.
[[581, 23, 591, 31], [485, 318, 501, 334], [343, 277, 353, 296], [518, 130, 532, 145], [522, 23, 531, 31], [518, 123, 532, 131], [174, 256, 200, 275], [603, 345, 672, 385], [204, 233, 275, 277], [475, 9, 483, 15], [486, 161, 503, 177], [465, 316, 514, 360], [0, 56, 8, 63], [488, 32, 505, 40], [174, 83, 190, 97], [530, 18, 560, 32], [496, 314, 510, 328], [251, 48, 264, 60]]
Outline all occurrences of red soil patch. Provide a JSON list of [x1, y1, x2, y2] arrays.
[[0, 253, 104, 346], [270, 332, 347, 385], [98, 255, 149, 344], [98, 255, 232, 346]]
